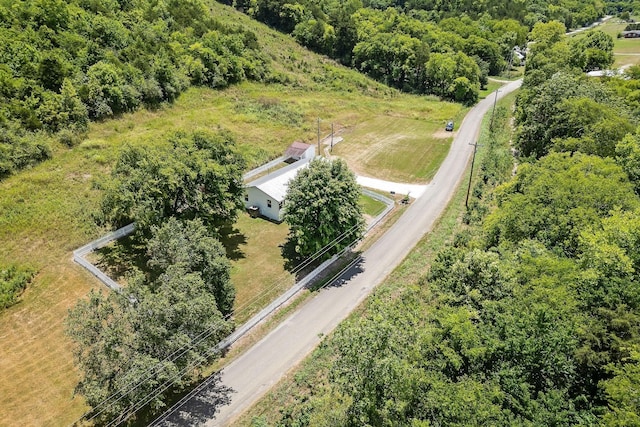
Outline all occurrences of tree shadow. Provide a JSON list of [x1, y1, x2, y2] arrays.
[[218, 223, 247, 261], [305, 254, 365, 291], [149, 372, 234, 427], [320, 256, 365, 289], [93, 234, 148, 282], [280, 236, 330, 280]]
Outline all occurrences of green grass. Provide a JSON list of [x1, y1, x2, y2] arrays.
[[332, 114, 459, 183], [226, 213, 292, 324], [479, 80, 504, 99], [0, 1, 465, 424], [360, 193, 388, 217]]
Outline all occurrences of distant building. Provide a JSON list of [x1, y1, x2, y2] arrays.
[[244, 157, 312, 222]]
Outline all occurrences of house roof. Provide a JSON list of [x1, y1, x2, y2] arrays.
[[246, 157, 312, 202], [284, 141, 313, 159]]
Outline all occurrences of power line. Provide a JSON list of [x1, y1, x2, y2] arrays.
[[150, 251, 364, 427]]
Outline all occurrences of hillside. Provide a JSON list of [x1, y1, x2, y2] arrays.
[[0, 1, 465, 425]]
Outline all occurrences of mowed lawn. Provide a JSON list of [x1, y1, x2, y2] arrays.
[[332, 113, 460, 183], [0, 78, 461, 425]]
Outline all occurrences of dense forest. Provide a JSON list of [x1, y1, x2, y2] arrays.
[[220, 0, 609, 99], [248, 21, 640, 427], [0, 0, 270, 179]]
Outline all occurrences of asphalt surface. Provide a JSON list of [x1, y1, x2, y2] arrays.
[[154, 79, 522, 427]]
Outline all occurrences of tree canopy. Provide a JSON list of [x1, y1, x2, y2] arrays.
[[67, 218, 233, 423], [0, 0, 269, 179], [100, 130, 246, 232], [282, 158, 365, 265]]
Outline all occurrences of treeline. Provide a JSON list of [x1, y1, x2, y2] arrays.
[[220, 0, 605, 103], [0, 0, 270, 179], [610, 0, 639, 15], [252, 23, 640, 426]]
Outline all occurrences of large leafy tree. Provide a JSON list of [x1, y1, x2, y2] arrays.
[[67, 220, 234, 423], [100, 130, 246, 231], [282, 158, 365, 264], [515, 73, 633, 159], [485, 152, 639, 256], [147, 218, 235, 316]]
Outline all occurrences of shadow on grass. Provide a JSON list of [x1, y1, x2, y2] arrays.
[[218, 223, 247, 261], [93, 234, 148, 283]]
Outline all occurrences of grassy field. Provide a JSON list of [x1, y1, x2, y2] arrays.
[[0, 1, 466, 425], [332, 114, 458, 183]]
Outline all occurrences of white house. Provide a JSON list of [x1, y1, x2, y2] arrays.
[[244, 157, 312, 222]]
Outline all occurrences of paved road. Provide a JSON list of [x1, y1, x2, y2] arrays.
[[154, 79, 522, 427]]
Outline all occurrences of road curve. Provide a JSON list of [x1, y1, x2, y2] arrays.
[[154, 79, 522, 426]]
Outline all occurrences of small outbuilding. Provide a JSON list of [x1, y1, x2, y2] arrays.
[[244, 157, 311, 222], [284, 141, 315, 162]]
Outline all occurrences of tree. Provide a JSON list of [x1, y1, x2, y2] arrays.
[[100, 130, 246, 231], [282, 158, 365, 264], [66, 265, 231, 424], [147, 218, 235, 316], [485, 152, 639, 256], [602, 344, 640, 426], [570, 30, 615, 71], [616, 130, 640, 194], [515, 73, 627, 159], [425, 51, 480, 101]]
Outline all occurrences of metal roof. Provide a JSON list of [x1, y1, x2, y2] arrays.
[[246, 157, 312, 202], [284, 141, 313, 159]]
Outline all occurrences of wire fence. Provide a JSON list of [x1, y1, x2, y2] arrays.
[[72, 223, 136, 292]]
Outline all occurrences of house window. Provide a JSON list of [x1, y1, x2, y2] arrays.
[[244, 194, 249, 202], [267, 199, 272, 208]]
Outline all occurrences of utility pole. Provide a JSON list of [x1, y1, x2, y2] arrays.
[[465, 142, 481, 209], [489, 89, 500, 132], [330, 123, 334, 152], [317, 117, 321, 155]]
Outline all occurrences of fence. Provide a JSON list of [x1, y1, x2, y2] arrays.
[[243, 156, 286, 181], [362, 188, 395, 231], [72, 223, 136, 292]]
